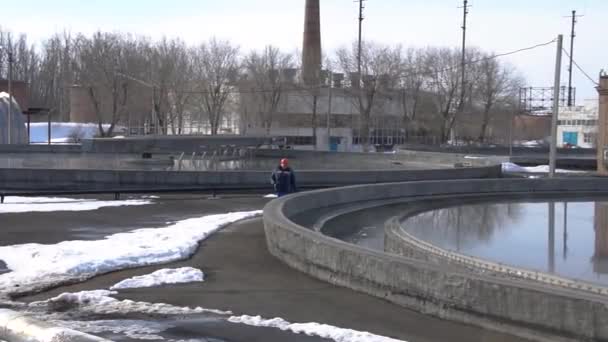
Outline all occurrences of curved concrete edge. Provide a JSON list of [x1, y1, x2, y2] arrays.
[[0, 309, 110, 342], [263, 178, 608, 342], [0, 165, 501, 190], [385, 215, 608, 295]]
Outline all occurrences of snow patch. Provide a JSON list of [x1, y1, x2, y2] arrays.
[[54, 320, 169, 341], [0, 196, 151, 214], [501, 162, 584, 174], [228, 315, 405, 342], [29, 122, 126, 144], [263, 194, 278, 198], [110, 267, 204, 290], [0, 211, 261, 296], [31, 290, 231, 316]]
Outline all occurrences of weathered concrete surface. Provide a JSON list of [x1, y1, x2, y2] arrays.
[[81, 135, 273, 153], [22, 217, 526, 342], [264, 178, 608, 342], [0, 165, 501, 190], [0, 144, 82, 154], [255, 148, 507, 167]]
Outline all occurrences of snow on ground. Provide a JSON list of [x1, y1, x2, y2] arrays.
[[501, 162, 585, 174], [0, 196, 151, 214], [228, 315, 405, 342], [110, 267, 204, 290], [29, 291, 405, 342], [29, 122, 126, 144], [0, 211, 261, 296], [30, 290, 230, 316]]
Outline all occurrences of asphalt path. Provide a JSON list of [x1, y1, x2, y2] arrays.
[[4, 194, 528, 342]]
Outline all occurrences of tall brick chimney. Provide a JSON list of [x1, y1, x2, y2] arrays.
[[597, 73, 608, 174], [302, 0, 321, 87]]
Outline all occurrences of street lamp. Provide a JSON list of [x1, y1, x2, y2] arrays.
[[0, 45, 13, 144]]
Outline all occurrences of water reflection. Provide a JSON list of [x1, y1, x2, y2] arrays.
[[402, 200, 608, 286], [404, 203, 522, 252], [594, 203, 608, 274]]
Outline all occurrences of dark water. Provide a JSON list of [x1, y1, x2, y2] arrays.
[[402, 201, 608, 286]]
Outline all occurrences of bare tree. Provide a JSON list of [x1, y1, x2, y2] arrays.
[[474, 56, 523, 142], [74, 32, 132, 137], [149, 38, 193, 134], [397, 47, 426, 138], [192, 38, 240, 135], [337, 41, 403, 151], [424, 47, 462, 143], [244, 45, 293, 135]]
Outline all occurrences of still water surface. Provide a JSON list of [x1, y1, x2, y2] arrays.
[[403, 201, 608, 286]]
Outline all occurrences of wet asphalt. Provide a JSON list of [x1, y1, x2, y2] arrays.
[[4, 194, 529, 342]]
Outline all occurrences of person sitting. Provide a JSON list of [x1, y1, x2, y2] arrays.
[[270, 158, 297, 197]]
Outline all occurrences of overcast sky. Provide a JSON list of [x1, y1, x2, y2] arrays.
[[3, 0, 606, 99]]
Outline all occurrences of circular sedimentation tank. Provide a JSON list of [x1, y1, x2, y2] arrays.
[[264, 178, 608, 342]]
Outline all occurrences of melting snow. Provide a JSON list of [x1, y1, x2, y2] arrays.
[[228, 315, 405, 342], [110, 267, 204, 290], [0, 211, 261, 296], [501, 162, 584, 174], [0, 196, 152, 214], [30, 290, 231, 316]]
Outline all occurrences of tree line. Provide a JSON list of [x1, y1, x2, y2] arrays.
[[0, 29, 523, 144]]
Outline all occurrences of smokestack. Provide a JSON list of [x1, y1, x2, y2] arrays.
[[302, 0, 321, 87]]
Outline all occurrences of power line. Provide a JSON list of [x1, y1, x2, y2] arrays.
[[114, 39, 557, 96], [561, 48, 599, 86], [396, 39, 557, 81]]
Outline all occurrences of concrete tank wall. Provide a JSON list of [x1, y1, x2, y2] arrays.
[[263, 178, 608, 342], [0, 165, 500, 190]]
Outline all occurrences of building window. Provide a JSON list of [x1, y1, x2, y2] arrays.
[[584, 133, 597, 144], [286, 136, 314, 145]]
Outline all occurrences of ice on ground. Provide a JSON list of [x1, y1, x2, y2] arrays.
[[53, 319, 170, 341], [30, 290, 231, 316], [110, 267, 204, 290], [501, 162, 584, 174], [228, 315, 405, 342], [0, 211, 261, 296], [0, 196, 151, 214]]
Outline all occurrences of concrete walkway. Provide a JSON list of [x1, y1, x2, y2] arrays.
[[22, 217, 529, 342]]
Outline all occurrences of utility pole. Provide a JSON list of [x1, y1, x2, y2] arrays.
[[357, 0, 365, 87], [7, 50, 13, 144], [565, 10, 583, 107], [549, 35, 563, 178], [459, 0, 470, 111], [327, 73, 333, 151]]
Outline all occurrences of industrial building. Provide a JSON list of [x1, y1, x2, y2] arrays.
[[557, 99, 599, 148]]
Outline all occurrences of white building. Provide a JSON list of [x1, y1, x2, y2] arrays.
[[557, 99, 598, 148]]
